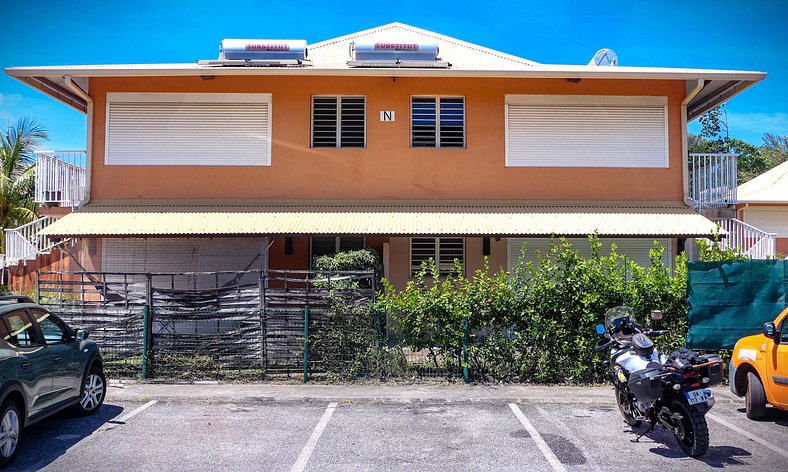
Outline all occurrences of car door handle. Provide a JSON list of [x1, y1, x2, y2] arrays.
[[54, 356, 63, 362], [21, 362, 31, 369]]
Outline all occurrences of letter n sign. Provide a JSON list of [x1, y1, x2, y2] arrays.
[[380, 111, 395, 122]]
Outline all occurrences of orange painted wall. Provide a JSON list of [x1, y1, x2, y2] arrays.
[[88, 76, 686, 202]]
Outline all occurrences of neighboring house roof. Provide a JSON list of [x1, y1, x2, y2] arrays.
[[40, 201, 721, 238], [738, 160, 788, 203], [4, 22, 766, 118]]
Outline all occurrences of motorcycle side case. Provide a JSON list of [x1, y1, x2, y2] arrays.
[[628, 367, 663, 403], [699, 354, 724, 387]]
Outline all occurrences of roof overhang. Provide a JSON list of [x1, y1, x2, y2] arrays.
[[4, 64, 765, 116], [39, 201, 722, 239]]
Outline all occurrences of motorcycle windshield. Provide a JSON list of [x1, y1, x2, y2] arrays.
[[604, 306, 635, 331]]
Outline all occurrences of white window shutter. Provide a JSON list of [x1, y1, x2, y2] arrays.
[[507, 237, 671, 270], [506, 95, 668, 168], [106, 93, 271, 166]]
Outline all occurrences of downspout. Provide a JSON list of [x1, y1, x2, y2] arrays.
[[681, 79, 705, 208], [63, 75, 92, 207]]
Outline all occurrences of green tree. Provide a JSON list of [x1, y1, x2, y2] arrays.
[[761, 133, 788, 168], [0, 118, 47, 248]]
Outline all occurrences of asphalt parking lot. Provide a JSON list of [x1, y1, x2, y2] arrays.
[[10, 384, 788, 471]]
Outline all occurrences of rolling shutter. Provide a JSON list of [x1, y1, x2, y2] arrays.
[[742, 208, 788, 238], [106, 93, 271, 166], [507, 237, 671, 270], [102, 237, 268, 288], [506, 95, 668, 168]]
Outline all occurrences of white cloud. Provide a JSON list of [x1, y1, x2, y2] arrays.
[[726, 112, 788, 144]]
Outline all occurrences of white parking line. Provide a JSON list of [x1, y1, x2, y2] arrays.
[[116, 400, 158, 423], [707, 413, 788, 458], [290, 402, 338, 472], [101, 400, 158, 432], [509, 403, 567, 472]]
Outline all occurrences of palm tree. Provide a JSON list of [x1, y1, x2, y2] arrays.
[[0, 118, 48, 250]]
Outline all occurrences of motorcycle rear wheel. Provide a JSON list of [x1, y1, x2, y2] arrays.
[[615, 385, 642, 427], [669, 399, 709, 458]]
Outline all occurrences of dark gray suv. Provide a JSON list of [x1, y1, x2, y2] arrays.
[[0, 296, 105, 468]]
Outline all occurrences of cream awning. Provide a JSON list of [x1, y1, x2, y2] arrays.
[[40, 202, 722, 238]]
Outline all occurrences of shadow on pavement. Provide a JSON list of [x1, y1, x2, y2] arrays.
[[11, 403, 125, 472], [735, 407, 788, 426], [625, 426, 753, 467]]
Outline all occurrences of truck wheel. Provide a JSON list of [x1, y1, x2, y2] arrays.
[[746, 372, 767, 420]]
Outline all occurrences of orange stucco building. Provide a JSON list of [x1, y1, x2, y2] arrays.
[[5, 23, 766, 290]]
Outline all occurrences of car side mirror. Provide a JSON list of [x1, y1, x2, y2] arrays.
[[75, 329, 90, 341], [763, 322, 776, 339]]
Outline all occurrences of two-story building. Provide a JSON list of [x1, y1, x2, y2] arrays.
[[3, 23, 769, 291]]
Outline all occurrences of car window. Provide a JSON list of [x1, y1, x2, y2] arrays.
[[30, 309, 68, 344], [1, 311, 42, 347]]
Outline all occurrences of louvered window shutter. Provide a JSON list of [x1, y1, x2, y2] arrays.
[[411, 237, 465, 275], [312, 96, 365, 148], [411, 97, 465, 148], [506, 95, 667, 167], [106, 93, 271, 166]]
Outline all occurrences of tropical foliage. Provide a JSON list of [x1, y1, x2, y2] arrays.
[[0, 118, 47, 248], [689, 104, 788, 183]]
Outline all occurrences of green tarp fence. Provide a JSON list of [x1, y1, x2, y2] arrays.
[[687, 259, 787, 350]]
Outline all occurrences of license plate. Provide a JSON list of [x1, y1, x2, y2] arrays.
[[685, 388, 713, 405]]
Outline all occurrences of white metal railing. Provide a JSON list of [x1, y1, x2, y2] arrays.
[[34, 150, 86, 207], [689, 153, 738, 210], [718, 218, 777, 259], [3, 216, 60, 266]]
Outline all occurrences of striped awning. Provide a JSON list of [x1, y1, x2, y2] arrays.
[[40, 202, 722, 238]]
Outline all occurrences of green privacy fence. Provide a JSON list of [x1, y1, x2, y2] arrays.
[[687, 259, 788, 350]]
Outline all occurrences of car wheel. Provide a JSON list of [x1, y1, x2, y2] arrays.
[[0, 401, 21, 468], [746, 372, 767, 420], [74, 366, 106, 416]]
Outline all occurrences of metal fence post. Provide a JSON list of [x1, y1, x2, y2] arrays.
[[142, 304, 150, 380], [303, 306, 310, 383], [34, 270, 40, 304], [463, 317, 469, 384]]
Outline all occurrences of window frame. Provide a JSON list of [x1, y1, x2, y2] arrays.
[[310, 95, 367, 148], [410, 96, 466, 149], [310, 236, 366, 269], [410, 237, 465, 276], [1, 309, 44, 348], [29, 309, 72, 345]]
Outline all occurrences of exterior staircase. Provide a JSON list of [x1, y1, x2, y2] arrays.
[[3, 216, 64, 267], [689, 153, 776, 259]]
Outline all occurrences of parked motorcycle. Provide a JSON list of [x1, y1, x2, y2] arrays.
[[595, 306, 723, 458]]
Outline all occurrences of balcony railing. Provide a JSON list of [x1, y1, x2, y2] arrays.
[[35, 150, 86, 208], [689, 153, 738, 211], [718, 218, 777, 259], [3, 216, 61, 266]]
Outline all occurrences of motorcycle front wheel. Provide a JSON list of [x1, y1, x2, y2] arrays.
[[669, 399, 709, 458], [615, 384, 642, 427]]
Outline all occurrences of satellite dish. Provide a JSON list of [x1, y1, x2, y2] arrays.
[[588, 48, 618, 66]]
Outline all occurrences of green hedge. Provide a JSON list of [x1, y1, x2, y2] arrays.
[[379, 235, 710, 384]]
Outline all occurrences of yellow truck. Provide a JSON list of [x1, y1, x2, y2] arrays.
[[729, 307, 788, 419]]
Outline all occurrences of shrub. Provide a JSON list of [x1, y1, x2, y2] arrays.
[[378, 234, 741, 384]]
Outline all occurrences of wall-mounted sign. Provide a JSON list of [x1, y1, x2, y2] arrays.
[[380, 111, 395, 122]]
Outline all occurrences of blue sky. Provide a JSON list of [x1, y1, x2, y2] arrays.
[[1, 0, 786, 150]]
